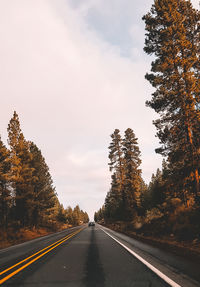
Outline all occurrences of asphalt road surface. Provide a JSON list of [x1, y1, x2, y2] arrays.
[[0, 224, 199, 287]]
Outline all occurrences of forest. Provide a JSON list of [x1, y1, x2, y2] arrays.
[[95, 0, 200, 244], [0, 112, 89, 248]]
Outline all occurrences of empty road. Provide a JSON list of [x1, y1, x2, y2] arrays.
[[0, 224, 199, 286]]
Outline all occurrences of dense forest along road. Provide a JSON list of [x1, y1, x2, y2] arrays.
[[0, 224, 199, 287]]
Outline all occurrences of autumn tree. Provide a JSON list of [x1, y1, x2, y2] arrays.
[[141, 168, 165, 213], [7, 112, 35, 227], [72, 205, 89, 225], [56, 203, 67, 224], [94, 211, 98, 222], [65, 205, 89, 225], [29, 142, 57, 227], [65, 206, 74, 224], [94, 206, 105, 222], [107, 129, 125, 219], [84, 211, 89, 223], [122, 128, 142, 220], [104, 173, 122, 220], [102, 129, 143, 222], [143, 0, 200, 204], [0, 138, 11, 228], [108, 129, 125, 191]]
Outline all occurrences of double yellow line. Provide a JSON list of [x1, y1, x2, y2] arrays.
[[0, 227, 84, 285]]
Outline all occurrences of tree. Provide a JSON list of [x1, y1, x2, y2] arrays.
[[94, 206, 105, 222], [29, 142, 57, 227], [108, 129, 125, 191], [56, 203, 67, 224], [102, 128, 143, 222], [108, 129, 125, 219], [122, 128, 142, 220], [0, 137, 11, 228], [83, 211, 89, 223], [7, 112, 34, 227], [94, 211, 98, 222], [104, 173, 122, 220], [148, 168, 165, 208], [65, 205, 89, 225], [65, 206, 74, 224], [143, 0, 200, 202]]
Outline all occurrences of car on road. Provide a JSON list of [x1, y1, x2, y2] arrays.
[[88, 221, 95, 227]]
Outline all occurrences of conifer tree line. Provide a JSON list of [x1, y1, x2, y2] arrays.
[[95, 0, 200, 240], [95, 128, 144, 222], [0, 112, 89, 230]]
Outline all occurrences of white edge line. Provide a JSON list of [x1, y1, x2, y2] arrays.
[[100, 228, 181, 287]]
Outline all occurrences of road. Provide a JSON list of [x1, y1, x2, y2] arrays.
[[0, 224, 199, 286]]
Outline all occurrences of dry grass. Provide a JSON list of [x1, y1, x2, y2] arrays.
[[0, 224, 73, 250]]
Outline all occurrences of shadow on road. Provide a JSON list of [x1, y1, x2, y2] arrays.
[[84, 227, 105, 287]]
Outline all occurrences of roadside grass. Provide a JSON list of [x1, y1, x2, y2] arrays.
[[0, 223, 72, 250]]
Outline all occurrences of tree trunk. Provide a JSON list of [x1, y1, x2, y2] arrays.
[[187, 124, 200, 196]]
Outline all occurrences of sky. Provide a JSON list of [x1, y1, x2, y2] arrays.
[[0, 0, 199, 219]]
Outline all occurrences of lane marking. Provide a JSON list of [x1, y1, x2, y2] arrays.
[[0, 227, 84, 285], [101, 228, 181, 287], [0, 228, 81, 276]]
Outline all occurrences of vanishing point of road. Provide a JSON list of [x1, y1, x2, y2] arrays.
[[0, 224, 200, 286]]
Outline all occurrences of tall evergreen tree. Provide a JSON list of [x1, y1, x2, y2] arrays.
[[56, 203, 67, 224], [7, 112, 34, 227], [104, 172, 122, 220], [122, 128, 142, 220], [65, 206, 74, 224], [108, 129, 125, 190], [143, 0, 200, 202], [108, 129, 125, 218], [29, 142, 57, 227], [149, 168, 165, 208], [0, 137, 11, 228], [73, 205, 81, 225], [83, 211, 89, 223]]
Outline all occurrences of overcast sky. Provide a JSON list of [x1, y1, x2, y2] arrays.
[[0, 0, 199, 219]]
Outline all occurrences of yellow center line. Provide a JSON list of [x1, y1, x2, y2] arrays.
[[0, 227, 84, 284], [0, 228, 81, 276]]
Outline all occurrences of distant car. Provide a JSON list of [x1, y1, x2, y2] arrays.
[[88, 221, 95, 227]]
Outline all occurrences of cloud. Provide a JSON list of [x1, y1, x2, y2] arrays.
[[68, 0, 153, 58]]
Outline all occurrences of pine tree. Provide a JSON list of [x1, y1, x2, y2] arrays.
[[65, 206, 74, 224], [104, 173, 122, 220], [94, 211, 98, 222], [7, 111, 21, 151], [73, 205, 81, 225], [0, 137, 11, 228], [29, 142, 57, 227], [143, 0, 200, 202], [83, 211, 89, 223], [108, 129, 125, 190], [95, 206, 105, 222], [149, 168, 165, 208], [7, 112, 34, 227], [108, 129, 125, 219], [122, 128, 142, 220], [56, 203, 67, 224]]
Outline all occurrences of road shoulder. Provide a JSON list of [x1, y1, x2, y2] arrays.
[[99, 224, 200, 287]]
